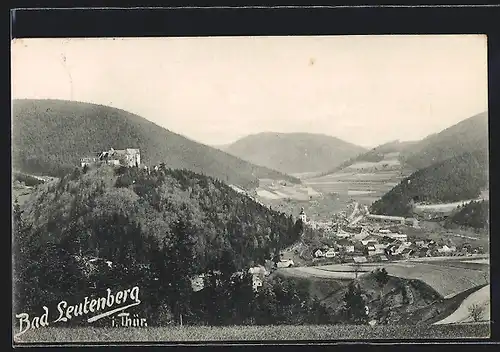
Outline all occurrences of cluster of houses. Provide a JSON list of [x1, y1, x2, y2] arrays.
[[311, 224, 482, 264], [296, 208, 478, 264]]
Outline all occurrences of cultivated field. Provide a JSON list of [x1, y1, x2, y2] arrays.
[[13, 323, 490, 343], [304, 169, 410, 205], [277, 255, 489, 299], [316, 258, 489, 298], [256, 193, 350, 222], [256, 179, 322, 201]]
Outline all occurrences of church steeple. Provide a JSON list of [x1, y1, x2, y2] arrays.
[[299, 207, 307, 223]]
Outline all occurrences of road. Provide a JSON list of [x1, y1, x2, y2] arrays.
[[434, 284, 490, 324], [278, 266, 358, 280]]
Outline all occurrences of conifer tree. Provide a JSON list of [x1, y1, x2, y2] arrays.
[[342, 281, 368, 324]]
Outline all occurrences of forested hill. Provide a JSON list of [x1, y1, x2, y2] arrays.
[[399, 111, 488, 170], [12, 99, 299, 189], [222, 132, 366, 174], [14, 164, 306, 325], [370, 149, 488, 217], [445, 200, 489, 230]]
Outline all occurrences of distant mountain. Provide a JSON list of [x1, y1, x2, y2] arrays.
[[223, 132, 367, 174], [370, 149, 488, 217], [12, 99, 300, 189], [399, 112, 488, 170]]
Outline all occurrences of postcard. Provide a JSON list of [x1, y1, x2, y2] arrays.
[[12, 34, 490, 344]]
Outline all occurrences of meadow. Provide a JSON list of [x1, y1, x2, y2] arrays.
[[13, 322, 490, 343]]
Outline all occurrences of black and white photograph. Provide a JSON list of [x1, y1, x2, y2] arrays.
[[12, 35, 490, 343]]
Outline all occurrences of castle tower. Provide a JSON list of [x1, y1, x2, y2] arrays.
[[299, 207, 307, 223]]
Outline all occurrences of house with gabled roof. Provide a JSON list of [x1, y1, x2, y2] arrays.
[[325, 248, 337, 258], [314, 249, 325, 258]]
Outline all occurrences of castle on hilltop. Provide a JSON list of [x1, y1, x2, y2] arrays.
[[80, 148, 141, 168]]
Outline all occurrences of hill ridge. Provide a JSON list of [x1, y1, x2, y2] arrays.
[[223, 131, 367, 174], [12, 99, 300, 189]]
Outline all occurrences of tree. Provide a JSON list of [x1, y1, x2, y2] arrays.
[[374, 268, 389, 299], [342, 282, 368, 325], [163, 217, 196, 325], [468, 303, 486, 322]]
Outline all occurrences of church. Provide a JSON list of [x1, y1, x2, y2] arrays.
[[299, 207, 307, 223]]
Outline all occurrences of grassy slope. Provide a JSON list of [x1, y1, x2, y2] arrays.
[[14, 323, 490, 342], [12, 99, 299, 189], [224, 132, 367, 174]]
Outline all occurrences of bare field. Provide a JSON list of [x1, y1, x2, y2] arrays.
[[256, 179, 322, 201], [345, 159, 401, 170], [13, 323, 490, 343]]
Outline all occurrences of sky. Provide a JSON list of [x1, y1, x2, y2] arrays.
[[11, 35, 488, 148]]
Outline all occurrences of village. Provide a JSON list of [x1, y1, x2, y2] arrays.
[[286, 206, 485, 266], [77, 148, 486, 295]]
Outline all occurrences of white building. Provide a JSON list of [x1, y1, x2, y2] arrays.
[[345, 245, 355, 253], [437, 245, 457, 254], [314, 249, 325, 258], [325, 248, 336, 258], [252, 276, 263, 292]]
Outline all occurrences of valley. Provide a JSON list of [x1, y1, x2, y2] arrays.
[[12, 100, 490, 335]]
